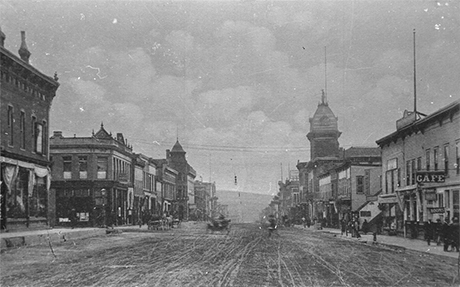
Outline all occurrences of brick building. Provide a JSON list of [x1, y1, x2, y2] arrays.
[[165, 140, 196, 220], [1, 30, 59, 230], [50, 125, 133, 227], [297, 91, 343, 222], [376, 100, 460, 237]]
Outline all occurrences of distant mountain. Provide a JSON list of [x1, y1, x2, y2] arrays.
[[216, 190, 273, 223]]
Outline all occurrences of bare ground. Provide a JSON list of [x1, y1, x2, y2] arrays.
[[1, 223, 458, 287]]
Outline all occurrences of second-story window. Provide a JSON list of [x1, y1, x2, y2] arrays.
[[406, 160, 411, 185], [411, 159, 416, 185], [31, 116, 36, 151], [20, 111, 25, 149], [434, 147, 439, 171], [426, 149, 431, 171], [97, 157, 108, 179], [63, 156, 72, 179], [417, 157, 422, 171], [79, 156, 88, 179], [7, 105, 14, 146], [456, 142, 460, 175], [356, 176, 364, 194], [35, 122, 43, 154], [444, 144, 449, 176]]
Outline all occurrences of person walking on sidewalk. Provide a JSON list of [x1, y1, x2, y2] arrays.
[[424, 219, 434, 246], [449, 217, 459, 252], [341, 218, 346, 235], [435, 219, 442, 245], [362, 219, 369, 235], [441, 218, 451, 251]]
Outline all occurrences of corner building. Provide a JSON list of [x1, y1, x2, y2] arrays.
[[50, 125, 133, 227], [376, 100, 460, 237], [1, 30, 59, 230]]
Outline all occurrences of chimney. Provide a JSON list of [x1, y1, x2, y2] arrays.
[[52, 131, 63, 138], [0, 26, 5, 47], [166, 149, 171, 159], [18, 31, 31, 63]]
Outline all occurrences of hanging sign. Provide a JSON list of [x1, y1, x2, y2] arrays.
[[429, 207, 445, 214]]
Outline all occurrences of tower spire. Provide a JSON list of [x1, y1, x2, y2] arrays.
[[413, 29, 417, 116], [324, 46, 327, 100]]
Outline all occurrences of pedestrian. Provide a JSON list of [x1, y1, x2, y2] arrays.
[[449, 217, 459, 252], [410, 221, 417, 239], [435, 219, 442, 245], [424, 220, 433, 246], [354, 219, 361, 238], [302, 217, 306, 228], [69, 208, 77, 229], [340, 218, 346, 236], [306, 218, 311, 228], [441, 218, 451, 251], [268, 215, 278, 238], [362, 219, 369, 235]]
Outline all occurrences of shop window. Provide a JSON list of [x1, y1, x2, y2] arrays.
[[79, 156, 88, 179], [30, 176, 47, 218]]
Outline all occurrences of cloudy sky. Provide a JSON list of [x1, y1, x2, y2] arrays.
[[1, 0, 459, 194]]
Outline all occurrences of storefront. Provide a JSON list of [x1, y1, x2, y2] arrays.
[[1, 157, 51, 230]]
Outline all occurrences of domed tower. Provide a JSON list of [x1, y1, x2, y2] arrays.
[[307, 90, 341, 160]]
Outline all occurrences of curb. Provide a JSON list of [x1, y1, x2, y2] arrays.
[[1, 229, 106, 251]]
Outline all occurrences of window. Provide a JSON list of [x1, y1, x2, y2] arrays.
[[456, 142, 460, 175], [31, 116, 36, 151], [434, 147, 439, 171], [417, 157, 422, 171], [42, 121, 47, 155], [426, 149, 431, 171], [97, 157, 108, 179], [7, 105, 13, 146], [406, 160, 411, 185], [20, 111, 25, 149], [79, 156, 88, 179], [63, 156, 72, 179], [35, 122, 43, 154], [411, 159, 416, 185], [444, 144, 449, 175], [356, 176, 364, 194]]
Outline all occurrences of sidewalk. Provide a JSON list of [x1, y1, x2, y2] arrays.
[[312, 226, 459, 259], [0, 227, 107, 251], [0, 221, 200, 251]]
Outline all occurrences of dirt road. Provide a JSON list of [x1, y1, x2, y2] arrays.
[[1, 223, 458, 286]]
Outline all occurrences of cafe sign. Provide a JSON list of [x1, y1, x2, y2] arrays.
[[416, 171, 446, 183]]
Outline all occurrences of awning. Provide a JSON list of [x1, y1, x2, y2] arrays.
[[378, 193, 398, 204]]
